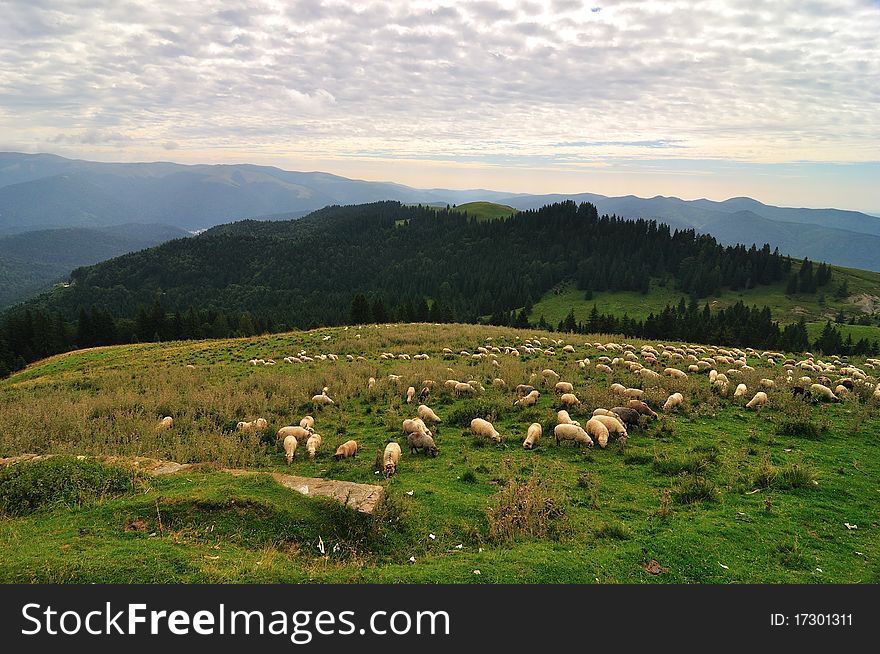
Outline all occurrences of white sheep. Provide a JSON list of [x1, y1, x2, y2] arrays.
[[596, 363, 612, 374], [810, 383, 840, 402], [515, 389, 540, 407], [759, 379, 776, 390], [662, 392, 683, 412], [403, 418, 432, 438], [664, 367, 688, 380], [554, 381, 574, 395], [590, 414, 627, 446], [554, 422, 594, 447], [158, 416, 173, 429], [734, 383, 748, 398], [559, 392, 581, 407], [383, 442, 402, 477], [745, 391, 768, 409], [417, 404, 441, 424], [623, 387, 644, 400], [283, 434, 298, 464], [306, 432, 323, 459], [334, 439, 360, 460], [312, 393, 335, 406], [471, 418, 502, 443], [557, 409, 580, 426], [406, 386, 416, 403], [300, 415, 315, 430], [523, 423, 542, 450]]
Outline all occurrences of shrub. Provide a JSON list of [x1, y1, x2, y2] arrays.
[[754, 455, 817, 490], [460, 470, 478, 484], [595, 521, 632, 540], [671, 475, 719, 504], [0, 457, 139, 516], [775, 419, 825, 439], [446, 399, 509, 427], [486, 469, 568, 542]]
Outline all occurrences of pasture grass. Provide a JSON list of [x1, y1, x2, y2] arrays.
[[1, 322, 879, 583]]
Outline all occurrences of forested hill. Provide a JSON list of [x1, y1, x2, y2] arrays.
[[38, 200, 791, 326]]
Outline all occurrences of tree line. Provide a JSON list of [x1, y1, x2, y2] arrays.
[[0, 200, 868, 377]]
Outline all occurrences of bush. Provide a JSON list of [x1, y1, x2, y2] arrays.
[[0, 457, 139, 516], [486, 469, 568, 542], [775, 419, 826, 439], [595, 522, 632, 540], [754, 455, 817, 490], [671, 475, 719, 504], [446, 399, 509, 427]]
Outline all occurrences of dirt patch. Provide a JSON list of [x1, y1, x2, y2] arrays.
[[0, 454, 385, 514], [848, 294, 880, 315]]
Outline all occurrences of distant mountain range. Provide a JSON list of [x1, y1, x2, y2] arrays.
[[1, 151, 879, 271], [0, 223, 189, 308]]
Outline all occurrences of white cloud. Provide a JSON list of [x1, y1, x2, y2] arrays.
[[0, 0, 877, 181]]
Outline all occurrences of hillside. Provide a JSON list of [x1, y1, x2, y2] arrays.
[[1, 323, 878, 583], [0, 224, 190, 309], [448, 201, 518, 221], [5, 200, 880, 380], [2, 153, 879, 270]]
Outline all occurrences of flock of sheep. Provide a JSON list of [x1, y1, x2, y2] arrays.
[[166, 334, 880, 480]]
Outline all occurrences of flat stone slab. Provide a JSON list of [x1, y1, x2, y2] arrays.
[[0, 454, 384, 514], [224, 468, 384, 514]]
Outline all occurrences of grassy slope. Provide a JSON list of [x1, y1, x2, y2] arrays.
[[448, 201, 518, 221], [1, 323, 879, 583], [530, 263, 880, 341]]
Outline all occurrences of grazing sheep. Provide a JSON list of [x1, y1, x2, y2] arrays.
[[402, 418, 432, 438], [334, 440, 359, 460], [745, 391, 768, 409], [562, 344, 575, 353], [873, 384, 880, 401], [592, 408, 617, 418], [300, 415, 315, 430], [515, 389, 540, 407], [626, 400, 658, 419], [734, 383, 748, 398], [454, 382, 475, 396], [664, 367, 688, 380], [523, 423, 542, 450], [610, 407, 641, 429], [835, 384, 850, 397], [554, 381, 574, 395], [595, 364, 612, 374], [541, 369, 560, 385], [610, 383, 626, 395], [283, 435, 298, 464], [237, 418, 267, 433], [312, 393, 335, 406], [557, 409, 580, 426], [158, 416, 173, 429], [407, 430, 439, 456], [492, 378, 507, 389], [623, 387, 644, 400], [417, 404, 441, 424], [759, 379, 776, 390], [406, 386, 416, 403], [368, 377, 376, 389], [810, 383, 840, 403], [277, 425, 313, 442], [471, 418, 502, 443], [515, 384, 536, 396], [590, 414, 627, 446], [662, 392, 684, 412], [418, 386, 431, 402], [306, 432, 323, 459], [554, 422, 594, 447], [383, 442, 402, 477], [559, 392, 581, 407], [639, 368, 661, 380]]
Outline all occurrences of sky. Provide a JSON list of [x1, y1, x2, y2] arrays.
[[0, 0, 878, 213]]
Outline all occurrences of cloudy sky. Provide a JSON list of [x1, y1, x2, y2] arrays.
[[1, 0, 878, 212]]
